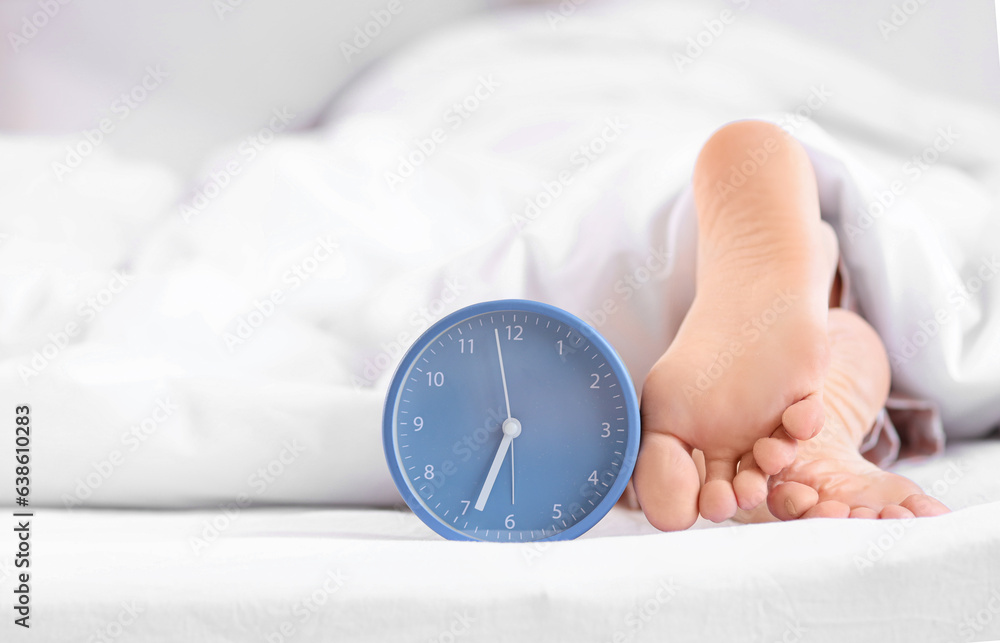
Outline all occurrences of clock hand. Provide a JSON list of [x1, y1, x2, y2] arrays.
[[475, 418, 521, 511], [491, 327, 518, 506], [494, 328, 512, 420]]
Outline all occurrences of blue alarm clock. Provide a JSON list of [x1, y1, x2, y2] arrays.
[[382, 299, 640, 542]]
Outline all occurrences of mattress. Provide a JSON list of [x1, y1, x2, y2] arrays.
[[2, 439, 998, 642]]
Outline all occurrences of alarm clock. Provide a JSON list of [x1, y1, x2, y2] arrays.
[[382, 299, 640, 542]]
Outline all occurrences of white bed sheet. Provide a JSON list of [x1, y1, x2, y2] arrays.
[[3, 439, 999, 642]]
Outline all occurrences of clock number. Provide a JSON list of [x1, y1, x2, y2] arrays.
[[601, 422, 611, 438], [460, 500, 470, 515], [424, 464, 435, 479], [505, 325, 523, 341], [505, 514, 516, 529], [556, 340, 563, 355], [413, 417, 424, 431], [552, 504, 562, 519], [590, 373, 600, 389], [427, 372, 445, 387], [588, 470, 598, 485], [460, 339, 474, 354]]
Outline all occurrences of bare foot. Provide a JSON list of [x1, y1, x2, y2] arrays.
[[635, 120, 836, 530], [766, 308, 950, 520]]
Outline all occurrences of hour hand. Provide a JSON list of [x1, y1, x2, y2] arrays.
[[474, 418, 521, 511]]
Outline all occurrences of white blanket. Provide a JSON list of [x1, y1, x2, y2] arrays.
[[1, 0, 999, 511]]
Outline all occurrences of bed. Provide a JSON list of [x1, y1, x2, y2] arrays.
[[1, 0, 999, 640], [2, 439, 997, 641]]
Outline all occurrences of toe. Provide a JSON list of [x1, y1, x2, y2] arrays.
[[633, 432, 701, 531], [900, 494, 950, 517], [879, 504, 915, 520], [801, 500, 851, 519], [849, 507, 879, 519], [753, 427, 797, 475], [699, 456, 738, 522], [781, 392, 825, 440], [767, 481, 819, 520], [733, 453, 768, 510]]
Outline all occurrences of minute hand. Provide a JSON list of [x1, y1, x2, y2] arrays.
[[494, 328, 512, 420]]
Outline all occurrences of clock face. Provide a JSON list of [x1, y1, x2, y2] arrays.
[[383, 300, 640, 542]]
